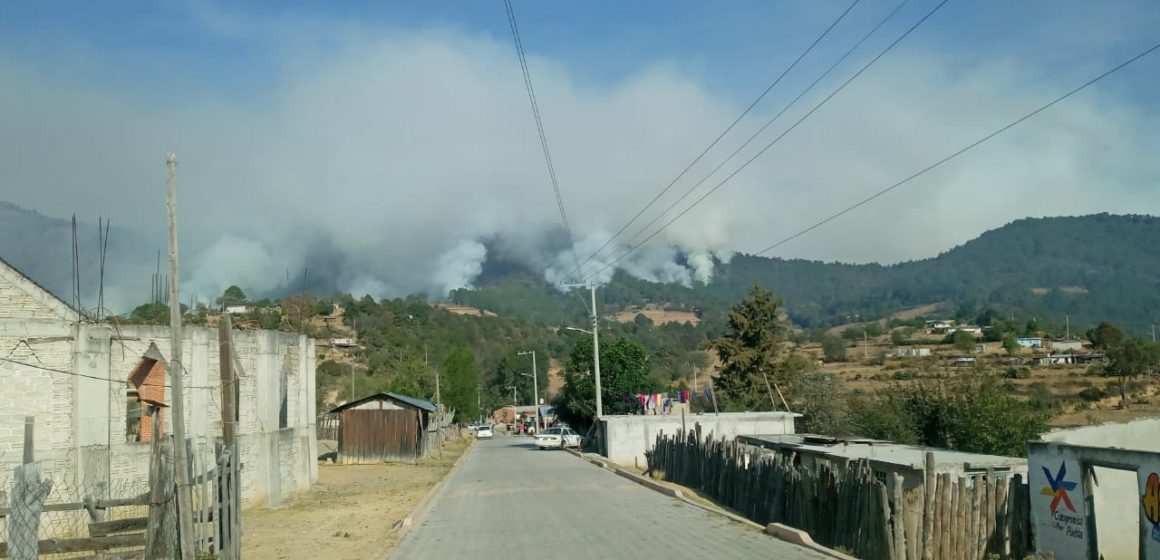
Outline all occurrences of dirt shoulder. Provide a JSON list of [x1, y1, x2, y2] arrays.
[[242, 437, 471, 560]]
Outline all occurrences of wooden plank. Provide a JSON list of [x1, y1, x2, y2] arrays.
[[0, 534, 146, 556], [89, 517, 148, 537]]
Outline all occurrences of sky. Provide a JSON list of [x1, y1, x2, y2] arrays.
[[1, 0, 1158, 303]]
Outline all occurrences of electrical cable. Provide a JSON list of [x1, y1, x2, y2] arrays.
[[583, 0, 951, 282], [503, 0, 585, 282], [754, 39, 1160, 256], [618, 0, 913, 251], [576, 0, 863, 272]]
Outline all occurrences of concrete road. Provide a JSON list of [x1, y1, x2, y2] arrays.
[[391, 436, 831, 559]]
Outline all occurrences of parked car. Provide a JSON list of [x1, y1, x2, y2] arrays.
[[534, 427, 581, 449], [476, 426, 494, 439]]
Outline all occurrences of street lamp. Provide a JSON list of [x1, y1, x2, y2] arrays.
[[518, 350, 541, 431]]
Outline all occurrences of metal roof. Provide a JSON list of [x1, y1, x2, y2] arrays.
[[328, 392, 438, 414]]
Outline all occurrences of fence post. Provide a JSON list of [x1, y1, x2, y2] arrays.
[[22, 417, 33, 464], [7, 462, 52, 560], [146, 429, 177, 558], [921, 452, 935, 560]]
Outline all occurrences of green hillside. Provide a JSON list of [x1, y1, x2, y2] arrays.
[[455, 214, 1160, 337]]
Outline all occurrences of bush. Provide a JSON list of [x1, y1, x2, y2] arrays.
[[1078, 387, 1106, 402], [892, 370, 917, 381], [1004, 367, 1031, 379]]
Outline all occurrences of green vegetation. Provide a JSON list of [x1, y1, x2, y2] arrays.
[[556, 336, 659, 426], [708, 286, 792, 410], [441, 348, 479, 422], [849, 374, 1050, 457]]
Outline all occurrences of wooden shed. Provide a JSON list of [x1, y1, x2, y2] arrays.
[[328, 392, 438, 464]]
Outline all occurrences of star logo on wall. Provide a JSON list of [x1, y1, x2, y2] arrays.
[[1041, 461, 1078, 515]]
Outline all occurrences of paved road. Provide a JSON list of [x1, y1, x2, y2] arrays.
[[391, 436, 830, 559]]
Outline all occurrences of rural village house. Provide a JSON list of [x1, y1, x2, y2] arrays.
[[0, 257, 317, 508]]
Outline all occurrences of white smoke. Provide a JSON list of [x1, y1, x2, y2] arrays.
[[1, 5, 1158, 306], [433, 239, 488, 296]]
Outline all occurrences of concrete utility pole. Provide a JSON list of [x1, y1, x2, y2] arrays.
[[165, 152, 196, 560], [518, 351, 540, 430], [218, 312, 236, 451], [434, 366, 441, 406], [349, 363, 355, 402], [564, 282, 602, 419]]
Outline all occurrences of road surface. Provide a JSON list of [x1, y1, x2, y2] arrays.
[[391, 436, 831, 559]]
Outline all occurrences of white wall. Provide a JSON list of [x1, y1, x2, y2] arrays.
[[601, 412, 799, 466], [1041, 419, 1160, 560]]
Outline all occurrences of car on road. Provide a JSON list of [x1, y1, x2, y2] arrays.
[[534, 427, 581, 449], [476, 426, 494, 439]]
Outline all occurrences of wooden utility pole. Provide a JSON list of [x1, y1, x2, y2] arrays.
[[165, 152, 197, 560], [218, 312, 236, 451]]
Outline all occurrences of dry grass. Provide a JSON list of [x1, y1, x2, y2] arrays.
[[611, 305, 700, 326], [242, 438, 471, 560]]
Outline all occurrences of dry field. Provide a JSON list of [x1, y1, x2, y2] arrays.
[[611, 304, 701, 326], [242, 438, 471, 560]]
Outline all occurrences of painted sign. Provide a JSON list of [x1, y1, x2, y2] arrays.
[[1141, 469, 1160, 557], [1029, 449, 1089, 560]]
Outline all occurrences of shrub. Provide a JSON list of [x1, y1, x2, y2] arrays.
[[1078, 387, 1106, 402]]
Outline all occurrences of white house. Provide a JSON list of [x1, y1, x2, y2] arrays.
[[0, 257, 317, 509], [1016, 337, 1044, 349], [225, 304, 251, 315], [896, 347, 931, 358]]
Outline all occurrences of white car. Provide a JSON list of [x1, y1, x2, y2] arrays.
[[534, 427, 581, 449], [476, 426, 494, 439]]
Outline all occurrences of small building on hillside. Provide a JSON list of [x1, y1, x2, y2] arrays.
[[1037, 354, 1075, 366], [328, 392, 439, 464], [1051, 338, 1085, 352], [739, 434, 1027, 493], [1016, 337, 1045, 349], [895, 347, 931, 358]]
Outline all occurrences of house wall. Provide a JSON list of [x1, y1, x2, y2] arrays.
[[601, 412, 798, 466], [0, 279, 317, 511], [1033, 427, 1160, 560]]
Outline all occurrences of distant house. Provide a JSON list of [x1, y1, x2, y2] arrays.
[[327, 392, 440, 464], [1038, 354, 1075, 367], [1074, 352, 1107, 365], [896, 347, 931, 358], [1016, 337, 1044, 349], [948, 326, 983, 337], [225, 304, 251, 315], [953, 356, 976, 367], [1052, 339, 1085, 352], [330, 338, 355, 348], [926, 320, 954, 333]]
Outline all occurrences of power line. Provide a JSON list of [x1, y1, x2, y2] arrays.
[[584, 0, 950, 282], [0, 354, 225, 391], [617, 0, 913, 253], [576, 0, 863, 272], [755, 39, 1160, 256], [503, 0, 584, 282]]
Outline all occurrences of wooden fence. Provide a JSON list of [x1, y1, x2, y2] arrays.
[[647, 426, 1032, 560], [1, 415, 241, 559]]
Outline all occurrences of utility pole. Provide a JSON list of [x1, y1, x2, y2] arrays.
[[165, 152, 196, 560], [349, 363, 355, 401], [1066, 315, 1070, 340], [519, 351, 540, 430], [564, 282, 603, 419], [863, 331, 869, 360], [434, 366, 441, 407]]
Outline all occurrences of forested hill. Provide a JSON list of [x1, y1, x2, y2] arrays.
[[454, 214, 1160, 336]]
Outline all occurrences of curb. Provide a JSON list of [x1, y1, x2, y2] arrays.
[[764, 524, 858, 560], [567, 452, 853, 560], [379, 438, 475, 559]]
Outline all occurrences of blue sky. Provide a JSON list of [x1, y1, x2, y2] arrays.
[[1, 1, 1158, 300]]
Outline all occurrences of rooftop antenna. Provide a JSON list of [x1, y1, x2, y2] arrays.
[[97, 217, 110, 320]]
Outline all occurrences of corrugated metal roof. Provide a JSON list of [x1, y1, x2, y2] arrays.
[[328, 392, 437, 414]]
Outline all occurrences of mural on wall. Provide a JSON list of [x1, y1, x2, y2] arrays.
[[1029, 451, 1089, 560], [1142, 470, 1160, 555]]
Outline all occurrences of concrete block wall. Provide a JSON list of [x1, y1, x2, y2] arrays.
[[601, 412, 800, 466]]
